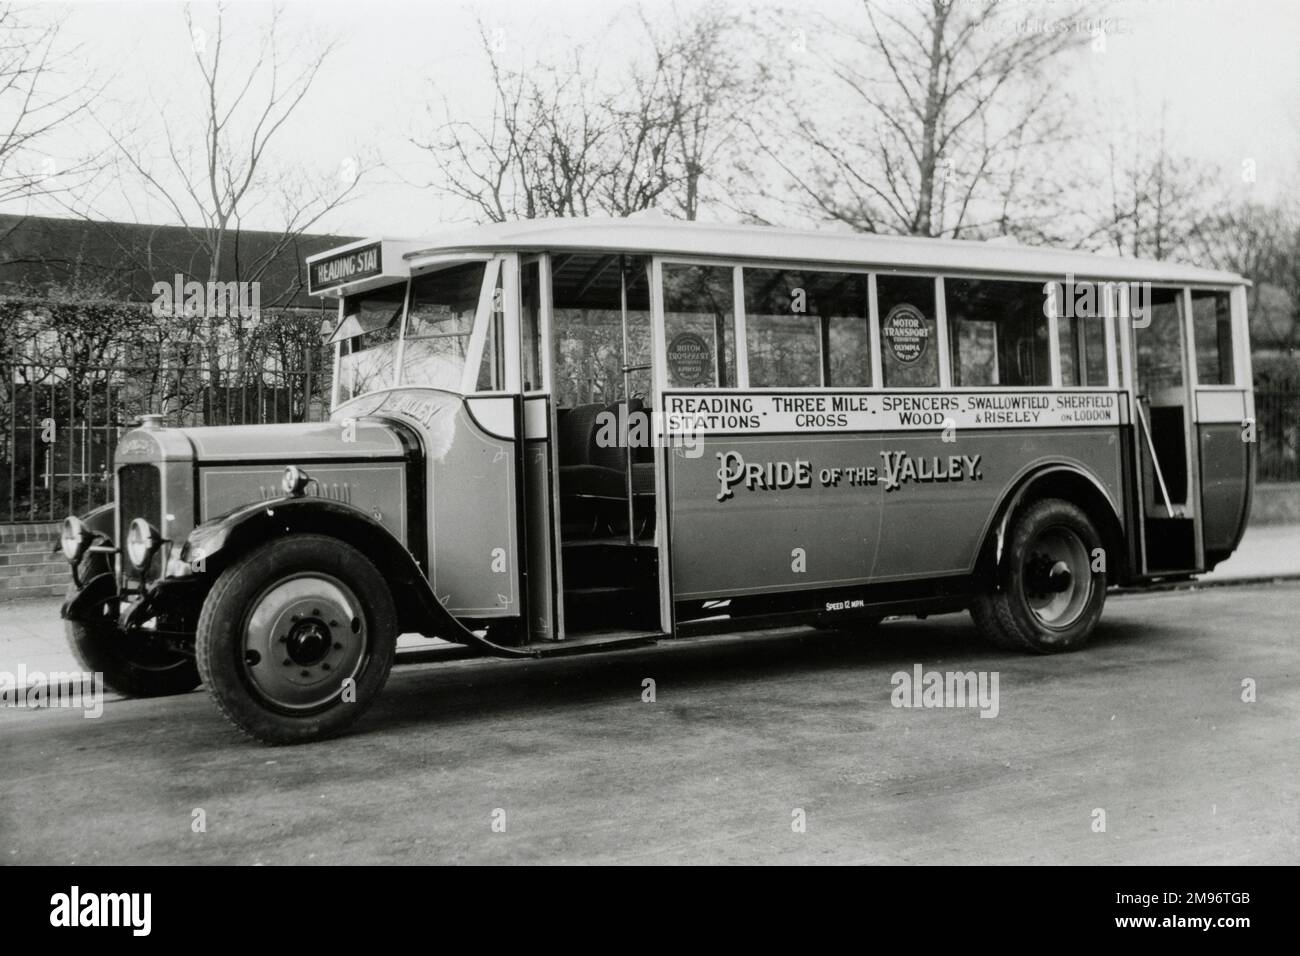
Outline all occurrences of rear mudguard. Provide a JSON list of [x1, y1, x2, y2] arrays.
[[184, 496, 539, 658]]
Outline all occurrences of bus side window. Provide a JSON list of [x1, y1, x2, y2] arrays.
[[946, 278, 1051, 387], [877, 274, 939, 388], [550, 253, 653, 405], [1058, 313, 1109, 386], [1191, 289, 1235, 385], [662, 263, 736, 388], [743, 268, 870, 388], [551, 254, 623, 406]]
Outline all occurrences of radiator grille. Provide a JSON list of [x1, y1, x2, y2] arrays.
[[118, 463, 162, 579]]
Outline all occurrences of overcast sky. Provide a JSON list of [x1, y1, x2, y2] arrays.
[[5, 0, 1299, 238]]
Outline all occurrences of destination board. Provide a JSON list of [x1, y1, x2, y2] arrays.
[[663, 390, 1124, 434]]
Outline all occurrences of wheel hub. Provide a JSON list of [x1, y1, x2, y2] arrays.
[[1026, 553, 1072, 596], [1021, 526, 1093, 629], [241, 574, 367, 711], [285, 619, 331, 666]]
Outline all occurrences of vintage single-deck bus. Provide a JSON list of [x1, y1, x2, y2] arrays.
[[58, 218, 1254, 742]]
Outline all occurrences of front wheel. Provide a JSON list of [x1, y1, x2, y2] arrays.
[[64, 554, 200, 698], [195, 535, 398, 744], [971, 498, 1106, 653]]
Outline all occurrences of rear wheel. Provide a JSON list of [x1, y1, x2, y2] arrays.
[[972, 498, 1106, 653], [195, 535, 398, 744], [64, 554, 200, 698]]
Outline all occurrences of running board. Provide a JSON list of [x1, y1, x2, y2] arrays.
[[396, 630, 661, 662], [402, 629, 662, 661], [531, 629, 663, 656]]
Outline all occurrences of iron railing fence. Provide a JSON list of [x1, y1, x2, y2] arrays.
[[2, 364, 1296, 521], [1, 358, 329, 523], [1255, 390, 1300, 483]]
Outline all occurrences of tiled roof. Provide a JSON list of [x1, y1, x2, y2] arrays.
[[0, 213, 358, 308]]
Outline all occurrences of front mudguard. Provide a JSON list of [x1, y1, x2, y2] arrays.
[[183, 496, 535, 658], [60, 572, 119, 625], [62, 571, 206, 639], [127, 577, 207, 635]]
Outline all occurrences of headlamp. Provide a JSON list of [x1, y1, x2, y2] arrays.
[[60, 515, 93, 562], [125, 518, 162, 571]]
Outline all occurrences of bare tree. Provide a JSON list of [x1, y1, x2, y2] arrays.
[[750, 0, 1093, 238], [414, 31, 620, 223], [414, 5, 765, 223], [1094, 109, 1222, 261], [86, 2, 363, 380], [1198, 200, 1300, 360], [0, 4, 102, 208], [632, 4, 769, 221]]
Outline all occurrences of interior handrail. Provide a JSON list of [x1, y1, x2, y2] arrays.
[[1134, 396, 1180, 519], [620, 273, 637, 544]]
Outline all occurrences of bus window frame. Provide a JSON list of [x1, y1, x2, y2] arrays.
[[456, 256, 504, 394], [1184, 284, 1246, 392], [1103, 284, 1120, 389], [656, 256, 745, 391], [736, 262, 880, 390], [330, 280, 410, 409], [934, 274, 953, 388], [653, 256, 1134, 395], [329, 254, 530, 408], [658, 255, 887, 392], [1123, 280, 1245, 391], [402, 251, 501, 394], [1230, 285, 1252, 393], [942, 270, 1083, 392], [521, 253, 554, 396], [333, 259, 1239, 406]]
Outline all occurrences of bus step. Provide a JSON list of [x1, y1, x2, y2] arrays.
[[563, 584, 658, 630], [562, 536, 650, 547], [562, 541, 657, 589]]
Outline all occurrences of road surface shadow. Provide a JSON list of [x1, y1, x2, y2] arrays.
[[360, 608, 1181, 737]]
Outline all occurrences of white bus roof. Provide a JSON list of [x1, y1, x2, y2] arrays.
[[321, 217, 1247, 295]]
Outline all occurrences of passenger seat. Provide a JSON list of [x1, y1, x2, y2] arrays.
[[557, 399, 656, 501]]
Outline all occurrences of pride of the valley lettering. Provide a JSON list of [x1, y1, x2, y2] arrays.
[[716, 450, 982, 500]]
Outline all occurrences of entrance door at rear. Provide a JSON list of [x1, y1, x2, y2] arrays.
[[1131, 287, 1203, 573]]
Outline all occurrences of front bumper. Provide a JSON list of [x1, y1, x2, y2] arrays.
[[61, 568, 206, 639]]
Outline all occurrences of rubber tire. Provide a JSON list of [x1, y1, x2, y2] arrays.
[[195, 535, 398, 744], [64, 553, 201, 698], [971, 498, 1106, 654]]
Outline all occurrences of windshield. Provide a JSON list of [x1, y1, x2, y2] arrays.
[[400, 261, 486, 388], [333, 260, 491, 406], [336, 285, 404, 404]]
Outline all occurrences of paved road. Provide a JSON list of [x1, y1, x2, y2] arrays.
[[2, 583, 1298, 864]]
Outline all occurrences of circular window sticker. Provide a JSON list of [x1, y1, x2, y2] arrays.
[[666, 331, 711, 384], [882, 304, 930, 364]]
